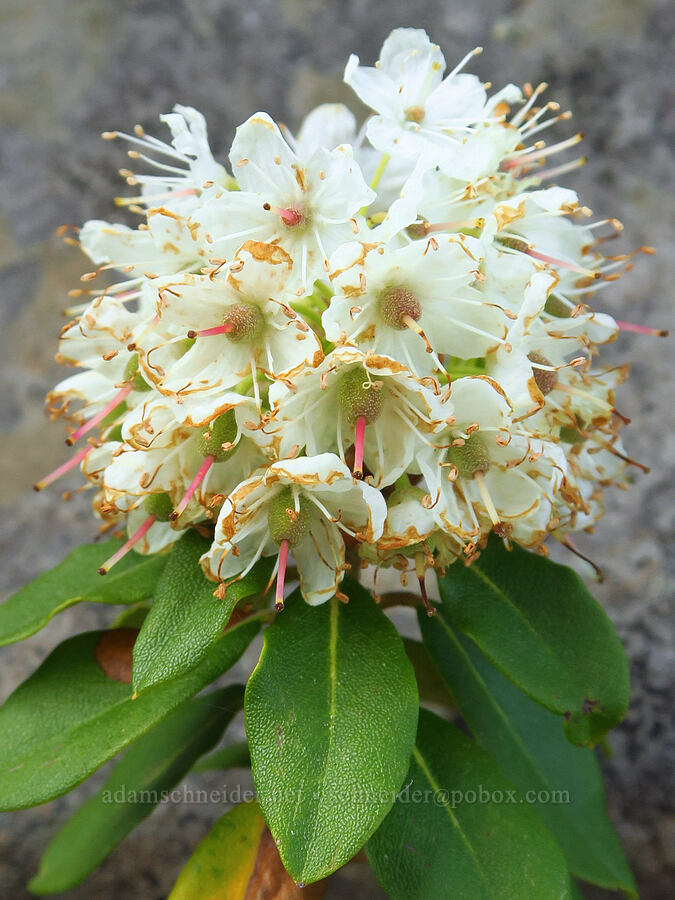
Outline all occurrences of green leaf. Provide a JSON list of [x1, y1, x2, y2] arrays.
[[192, 741, 251, 774], [366, 710, 571, 900], [403, 638, 454, 709], [245, 579, 418, 885], [437, 538, 629, 744], [0, 618, 259, 810], [419, 613, 636, 896], [28, 687, 243, 894], [132, 531, 273, 695], [0, 539, 167, 646], [169, 800, 267, 899]]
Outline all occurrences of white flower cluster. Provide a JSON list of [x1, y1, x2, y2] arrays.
[[41, 29, 656, 610]]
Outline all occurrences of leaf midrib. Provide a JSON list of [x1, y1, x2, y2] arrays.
[[302, 596, 339, 873], [435, 615, 626, 888], [411, 745, 490, 893], [460, 562, 575, 699]]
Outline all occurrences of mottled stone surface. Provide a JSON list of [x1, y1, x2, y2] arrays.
[[0, 0, 672, 897]]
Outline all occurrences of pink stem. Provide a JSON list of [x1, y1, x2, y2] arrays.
[[98, 514, 155, 574], [616, 320, 668, 337], [353, 416, 366, 478], [525, 247, 597, 277], [187, 324, 235, 338], [170, 455, 215, 520], [34, 445, 92, 491], [275, 540, 290, 611], [66, 384, 132, 445]]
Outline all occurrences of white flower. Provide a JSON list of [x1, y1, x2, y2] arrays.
[[49, 301, 155, 444], [288, 103, 358, 156], [255, 347, 453, 487], [323, 235, 509, 371], [418, 375, 565, 546], [106, 105, 231, 214], [344, 29, 503, 164], [141, 243, 323, 425], [39, 31, 649, 595], [202, 454, 386, 606], [194, 113, 375, 297]]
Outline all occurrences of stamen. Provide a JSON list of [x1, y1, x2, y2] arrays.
[[409, 217, 484, 237], [187, 324, 235, 339], [538, 156, 587, 181], [170, 455, 215, 520], [502, 133, 583, 170], [560, 537, 604, 581], [616, 320, 668, 337], [275, 539, 290, 610], [473, 471, 506, 538], [98, 515, 155, 574], [415, 552, 436, 617], [402, 314, 434, 353], [500, 236, 598, 277], [353, 415, 366, 479], [66, 384, 132, 445], [34, 445, 91, 491]]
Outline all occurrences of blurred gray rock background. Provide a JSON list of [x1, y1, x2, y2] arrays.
[[0, 0, 672, 897]]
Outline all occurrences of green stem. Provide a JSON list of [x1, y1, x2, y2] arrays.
[[369, 152, 390, 191], [290, 299, 323, 330]]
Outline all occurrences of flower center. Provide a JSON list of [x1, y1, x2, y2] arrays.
[[528, 351, 557, 395], [446, 434, 491, 479], [404, 105, 426, 124], [263, 202, 305, 228], [222, 303, 265, 343], [142, 492, 174, 522], [337, 367, 384, 425], [268, 486, 312, 547], [198, 410, 239, 461], [377, 285, 422, 330]]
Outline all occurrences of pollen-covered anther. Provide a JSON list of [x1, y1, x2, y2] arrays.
[[378, 285, 422, 330], [528, 351, 558, 395]]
